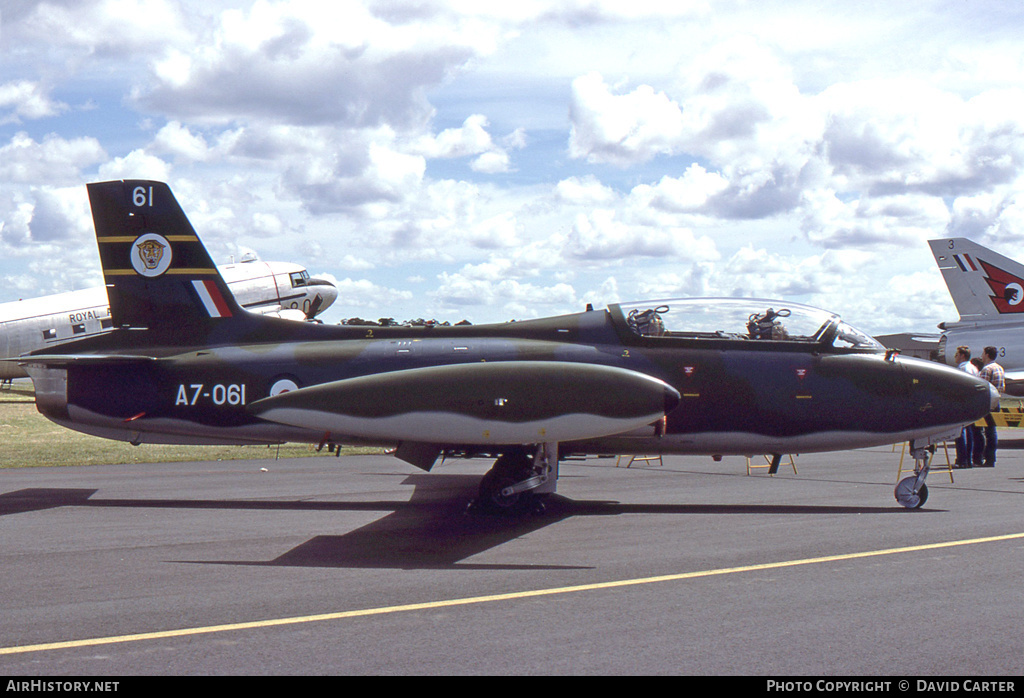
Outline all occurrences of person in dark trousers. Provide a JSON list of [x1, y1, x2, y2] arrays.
[[954, 346, 981, 468], [978, 346, 1005, 467]]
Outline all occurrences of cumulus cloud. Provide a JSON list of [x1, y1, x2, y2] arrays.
[[15, 0, 191, 55], [19, 187, 91, 244], [468, 211, 521, 248], [0, 186, 96, 296], [470, 150, 510, 174], [819, 81, 1024, 197], [410, 114, 516, 173], [281, 132, 427, 213], [634, 267, 715, 299], [414, 114, 495, 159], [566, 36, 1024, 237], [4, 2, 1024, 332], [630, 166, 730, 214], [554, 175, 618, 205], [567, 209, 680, 260], [567, 55, 815, 221], [138, 2, 490, 129], [568, 72, 686, 166], [801, 189, 951, 248], [339, 254, 375, 270], [151, 121, 211, 162], [565, 203, 721, 263], [0, 81, 67, 123], [946, 183, 1024, 245], [433, 270, 577, 316], [96, 150, 173, 182], [720, 246, 831, 298], [327, 276, 415, 309], [0, 133, 106, 184]]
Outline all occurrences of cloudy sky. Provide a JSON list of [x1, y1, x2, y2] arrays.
[[3, 1, 1024, 334]]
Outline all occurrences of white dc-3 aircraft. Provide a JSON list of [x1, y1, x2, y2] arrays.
[[0, 257, 337, 383], [929, 237, 1024, 395]]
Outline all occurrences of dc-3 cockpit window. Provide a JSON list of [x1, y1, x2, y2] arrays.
[[290, 270, 310, 288], [613, 298, 884, 352]]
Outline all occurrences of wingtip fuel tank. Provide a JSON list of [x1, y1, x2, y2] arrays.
[[248, 361, 681, 445]]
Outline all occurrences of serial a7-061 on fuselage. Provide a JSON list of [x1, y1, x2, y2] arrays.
[[18, 181, 997, 510]]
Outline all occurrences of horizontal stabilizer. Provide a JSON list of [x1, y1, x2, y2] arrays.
[[248, 361, 680, 446]]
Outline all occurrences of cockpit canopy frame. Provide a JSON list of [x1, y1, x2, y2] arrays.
[[609, 298, 884, 353]]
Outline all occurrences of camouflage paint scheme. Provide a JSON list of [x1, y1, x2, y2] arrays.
[[18, 181, 997, 509]]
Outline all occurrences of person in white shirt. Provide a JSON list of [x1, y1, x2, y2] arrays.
[[954, 346, 982, 468]]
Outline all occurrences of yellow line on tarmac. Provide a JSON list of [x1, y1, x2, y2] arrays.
[[3, 531, 1024, 657]]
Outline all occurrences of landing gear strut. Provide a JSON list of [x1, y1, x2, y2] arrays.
[[471, 444, 559, 515], [895, 442, 933, 509]]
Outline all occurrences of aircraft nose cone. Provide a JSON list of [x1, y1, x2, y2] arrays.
[[989, 382, 1001, 411], [309, 278, 338, 312], [898, 356, 994, 428], [664, 385, 681, 415]]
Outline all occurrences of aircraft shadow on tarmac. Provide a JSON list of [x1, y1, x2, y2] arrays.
[[0, 474, 906, 570]]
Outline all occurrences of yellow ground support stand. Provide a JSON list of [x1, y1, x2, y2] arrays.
[[745, 454, 797, 476], [898, 406, 1024, 485], [897, 441, 954, 483], [982, 405, 1024, 428], [616, 454, 663, 468]]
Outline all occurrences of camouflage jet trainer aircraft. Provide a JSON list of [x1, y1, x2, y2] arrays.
[[17, 181, 997, 510]]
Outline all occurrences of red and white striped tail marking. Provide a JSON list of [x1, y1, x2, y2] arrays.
[[192, 279, 233, 318]]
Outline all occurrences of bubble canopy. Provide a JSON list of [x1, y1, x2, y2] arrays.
[[609, 298, 884, 352]]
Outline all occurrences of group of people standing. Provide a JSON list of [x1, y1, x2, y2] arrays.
[[954, 345, 1005, 468]]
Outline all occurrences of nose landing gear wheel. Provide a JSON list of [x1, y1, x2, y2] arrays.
[[895, 477, 928, 509]]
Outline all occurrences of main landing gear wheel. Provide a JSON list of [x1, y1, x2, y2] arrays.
[[478, 471, 523, 511], [895, 477, 928, 509], [472, 450, 545, 515]]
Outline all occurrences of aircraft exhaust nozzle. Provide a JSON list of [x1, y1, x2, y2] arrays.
[[249, 361, 680, 445]]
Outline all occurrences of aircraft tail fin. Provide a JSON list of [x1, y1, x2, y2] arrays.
[[928, 238, 1024, 322], [87, 180, 250, 336]]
